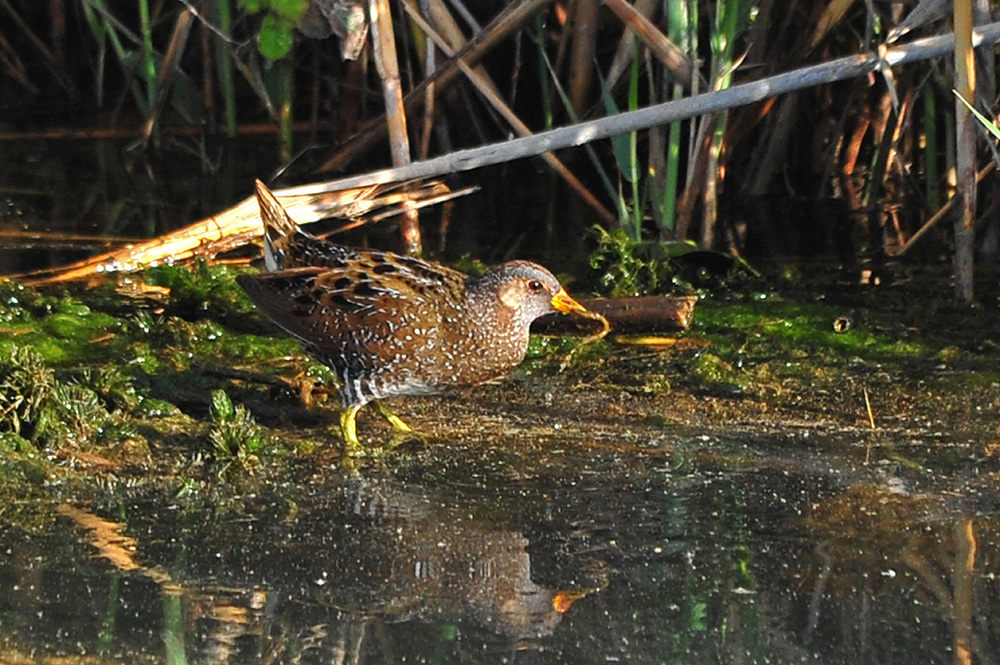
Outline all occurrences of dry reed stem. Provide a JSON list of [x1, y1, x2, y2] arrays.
[[291, 22, 1000, 196], [953, 0, 977, 302], [403, 3, 616, 224], [568, 0, 597, 114], [369, 0, 422, 254], [896, 161, 996, 256], [318, 0, 557, 173], [141, 7, 195, 145], [602, 0, 698, 90]]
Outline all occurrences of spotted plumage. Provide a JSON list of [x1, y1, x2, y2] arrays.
[[237, 180, 608, 455]]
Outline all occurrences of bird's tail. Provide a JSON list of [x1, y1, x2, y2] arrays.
[[255, 179, 307, 272]]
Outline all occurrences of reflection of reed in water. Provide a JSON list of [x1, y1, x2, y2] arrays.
[[798, 484, 989, 663]]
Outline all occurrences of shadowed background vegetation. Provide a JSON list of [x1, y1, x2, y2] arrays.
[[1, 0, 998, 298]]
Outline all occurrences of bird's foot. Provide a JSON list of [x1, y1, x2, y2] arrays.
[[338, 402, 421, 462], [372, 400, 413, 433]]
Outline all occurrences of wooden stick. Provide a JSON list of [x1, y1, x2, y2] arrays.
[[532, 295, 697, 334]]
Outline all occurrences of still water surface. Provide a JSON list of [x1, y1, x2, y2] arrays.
[[2, 426, 996, 664]]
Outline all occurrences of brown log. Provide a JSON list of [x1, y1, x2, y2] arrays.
[[532, 295, 697, 335]]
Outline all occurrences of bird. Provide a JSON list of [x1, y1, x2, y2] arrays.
[[237, 180, 609, 456]]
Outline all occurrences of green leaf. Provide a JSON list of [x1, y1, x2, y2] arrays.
[[258, 13, 295, 60], [210, 389, 236, 423], [597, 71, 636, 184], [240, 0, 264, 13], [271, 0, 308, 20], [954, 90, 1000, 141]]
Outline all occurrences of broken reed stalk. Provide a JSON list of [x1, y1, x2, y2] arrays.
[[569, 0, 598, 114], [896, 161, 996, 256], [606, 0, 660, 90], [0, 0, 76, 95], [602, 0, 698, 90], [141, 7, 195, 146], [416, 0, 437, 161], [863, 386, 875, 429], [368, 0, 422, 254]]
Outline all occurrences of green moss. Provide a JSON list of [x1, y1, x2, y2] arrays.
[[690, 353, 738, 384], [693, 300, 932, 365], [3, 253, 1000, 504], [641, 374, 672, 395], [40, 382, 110, 445], [0, 269, 306, 494], [303, 362, 337, 385], [0, 280, 35, 325], [118, 341, 161, 374], [0, 453, 48, 487], [75, 366, 142, 412], [0, 431, 33, 454], [198, 332, 300, 365], [526, 334, 591, 359], [135, 397, 183, 419], [145, 261, 257, 317]]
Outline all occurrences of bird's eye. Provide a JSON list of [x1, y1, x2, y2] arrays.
[[527, 280, 544, 292]]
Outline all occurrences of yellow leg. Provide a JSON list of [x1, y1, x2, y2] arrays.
[[339, 403, 363, 456], [340, 401, 413, 458], [373, 400, 412, 433]]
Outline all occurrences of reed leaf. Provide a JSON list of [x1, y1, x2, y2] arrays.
[[213, 0, 237, 137]]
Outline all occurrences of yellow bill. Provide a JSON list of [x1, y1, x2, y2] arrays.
[[550, 288, 611, 341]]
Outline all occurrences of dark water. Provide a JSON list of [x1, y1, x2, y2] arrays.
[[2, 427, 997, 665]]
